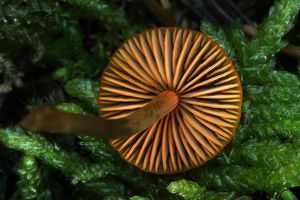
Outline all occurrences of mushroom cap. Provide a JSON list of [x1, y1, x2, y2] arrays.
[[98, 27, 242, 174]]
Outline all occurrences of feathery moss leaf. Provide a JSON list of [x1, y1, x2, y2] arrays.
[[245, 0, 300, 65], [17, 155, 51, 199], [0, 127, 121, 183], [167, 179, 251, 200], [64, 79, 99, 113]]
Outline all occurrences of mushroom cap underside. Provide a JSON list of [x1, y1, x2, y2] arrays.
[[98, 27, 242, 174]]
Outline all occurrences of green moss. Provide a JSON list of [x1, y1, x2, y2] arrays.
[[167, 179, 251, 200], [61, 0, 129, 27], [130, 195, 151, 200], [191, 162, 300, 194], [244, 85, 300, 105], [64, 79, 99, 113], [281, 189, 298, 200], [219, 140, 297, 167], [17, 155, 51, 199], [245, 0, 300, 65], [0, 0, 300, 198], [0, 127, 121, 183]]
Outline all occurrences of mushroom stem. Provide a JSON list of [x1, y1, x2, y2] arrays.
[[19, 90, 179, 139]]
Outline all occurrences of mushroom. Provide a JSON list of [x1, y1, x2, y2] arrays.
[[20, 27, 242, 174]]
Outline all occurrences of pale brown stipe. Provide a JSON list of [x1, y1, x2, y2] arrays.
[[99, 27, 242, 174], [20, 91, 179, 140]]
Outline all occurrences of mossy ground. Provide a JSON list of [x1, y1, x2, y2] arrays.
[[0, 0, 300, 199]]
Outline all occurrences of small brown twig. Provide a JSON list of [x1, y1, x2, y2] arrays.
[[142, 0, 177, 26], [160, 0, 172, 10]]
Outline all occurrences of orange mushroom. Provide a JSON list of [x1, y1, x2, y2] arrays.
[[99, 27, 242, 174], [20, 27, 242, 174]]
